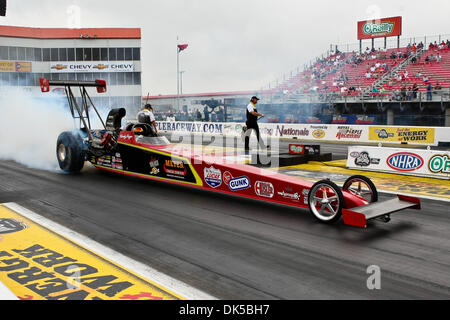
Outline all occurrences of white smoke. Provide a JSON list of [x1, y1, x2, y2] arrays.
[[0, 86, 74, 171]]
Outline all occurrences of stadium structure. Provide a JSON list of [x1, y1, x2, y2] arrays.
[[148, 17, 450, 127]]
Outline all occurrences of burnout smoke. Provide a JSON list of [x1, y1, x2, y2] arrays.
[[0, 86, 74, 171]]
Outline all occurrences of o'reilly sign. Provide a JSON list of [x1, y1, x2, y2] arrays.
[[358, 16, 402, 40]]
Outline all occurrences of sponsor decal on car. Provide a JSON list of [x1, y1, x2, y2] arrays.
[[149, 157, 159, 168], [254, 181, 274, 198], [386, 152, 424, 172], [302, 189, 310, 205], [119, 134, 133, 141], [228, 176, 251, 191], [223, 171, 233, 185], [428, 154, 450, 174], [277, 191, 301, 201], [163, 159, 186, 177], [204, 166, 222, 188]]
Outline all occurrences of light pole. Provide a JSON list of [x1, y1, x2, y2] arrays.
[[179, 70, 185, 95]]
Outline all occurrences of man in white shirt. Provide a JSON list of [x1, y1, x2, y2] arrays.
[[244, 96, 267, 152], [137, 104, 158, 135]]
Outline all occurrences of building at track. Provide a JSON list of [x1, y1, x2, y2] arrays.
[[0, 25, 142, 115]]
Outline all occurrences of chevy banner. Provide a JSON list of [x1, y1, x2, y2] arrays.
[[50, 61, 134, 73]]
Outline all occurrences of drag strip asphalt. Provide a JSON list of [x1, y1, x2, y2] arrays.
[[0, 138, 449, 299]]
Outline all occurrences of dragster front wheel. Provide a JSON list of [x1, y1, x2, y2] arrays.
[[342, 175, 378, 203], [308, 180, 345, 224], [56, 131, 85, 173]]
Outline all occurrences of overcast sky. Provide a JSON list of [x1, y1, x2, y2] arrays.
[[2, 0, 450, 95]]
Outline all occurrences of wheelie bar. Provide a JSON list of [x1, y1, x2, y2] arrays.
[[342, 195, 421, 228]]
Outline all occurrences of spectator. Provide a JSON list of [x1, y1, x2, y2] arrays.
[[406, 87, 413, 101], [401, 86, 407, 101], [204, 106, 210, 122], [435, 82, 442, 96], [196, 109, 202, 121], [423, 75, 429, 83], [427, 83, 433, 101], [413, 84, 419, 100], [436, 53, 442, 62]]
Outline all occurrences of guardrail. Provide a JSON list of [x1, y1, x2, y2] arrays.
[[259, 88, 450, 104]]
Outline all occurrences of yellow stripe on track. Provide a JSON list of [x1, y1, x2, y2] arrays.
[[0, 205, 184, 300]]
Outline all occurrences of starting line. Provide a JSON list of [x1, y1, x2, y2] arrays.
[[0, 203, 215, 300]]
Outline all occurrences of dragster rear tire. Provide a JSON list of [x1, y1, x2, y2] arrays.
[[56, 131, 85, 173]]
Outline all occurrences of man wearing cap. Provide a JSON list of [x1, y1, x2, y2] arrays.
[[137, 104, 158, 135], [244, 96, 266, 152]]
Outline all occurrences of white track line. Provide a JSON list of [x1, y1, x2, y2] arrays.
[[3, 202, 216, 300], [0, 280, 18, 300]]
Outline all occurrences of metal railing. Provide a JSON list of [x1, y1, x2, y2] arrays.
[[259, 88, 450, 106]]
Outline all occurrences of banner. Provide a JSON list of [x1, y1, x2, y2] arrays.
[[357, 16, 402, 40], [157, 122, 446, 146], [369, 126, 435, 144], [0, 61, 32, 72], [50, 61, 134, 73], [347, 146, 450, 179]]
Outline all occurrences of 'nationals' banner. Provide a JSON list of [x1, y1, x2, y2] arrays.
[[357, 16, 402, 40]]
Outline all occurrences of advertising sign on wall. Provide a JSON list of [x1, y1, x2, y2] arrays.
[[347, 146, 449, 179], [0, 61, 32, 72], [369, 127, 435, 145], [357, 16, 402, 40], [50, 61, 134, 73]]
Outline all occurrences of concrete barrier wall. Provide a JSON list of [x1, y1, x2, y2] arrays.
[[347, 146, 450, 179]]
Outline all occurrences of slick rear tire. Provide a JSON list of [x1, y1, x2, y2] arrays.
[[308, 180, 344, 224], [56, 131, 85, 173]]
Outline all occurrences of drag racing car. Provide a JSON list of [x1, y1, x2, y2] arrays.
[[40, 78, 421, 228]]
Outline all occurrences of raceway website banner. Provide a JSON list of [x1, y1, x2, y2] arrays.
[[347, 146, 450, 179], [157, 121, 449, 146]]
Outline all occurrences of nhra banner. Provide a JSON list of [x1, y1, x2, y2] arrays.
[[347, 146, 450, 179], [357, 16, 402, 40], [50, 61, 134, 73]]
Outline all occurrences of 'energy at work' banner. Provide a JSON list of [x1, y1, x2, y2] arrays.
[[369, 126, 435, 144]]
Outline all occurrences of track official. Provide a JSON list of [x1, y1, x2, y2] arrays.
[[244, 96, 267, 152]]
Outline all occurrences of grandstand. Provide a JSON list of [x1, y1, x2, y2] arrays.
[[272, 42, 450, 100]]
